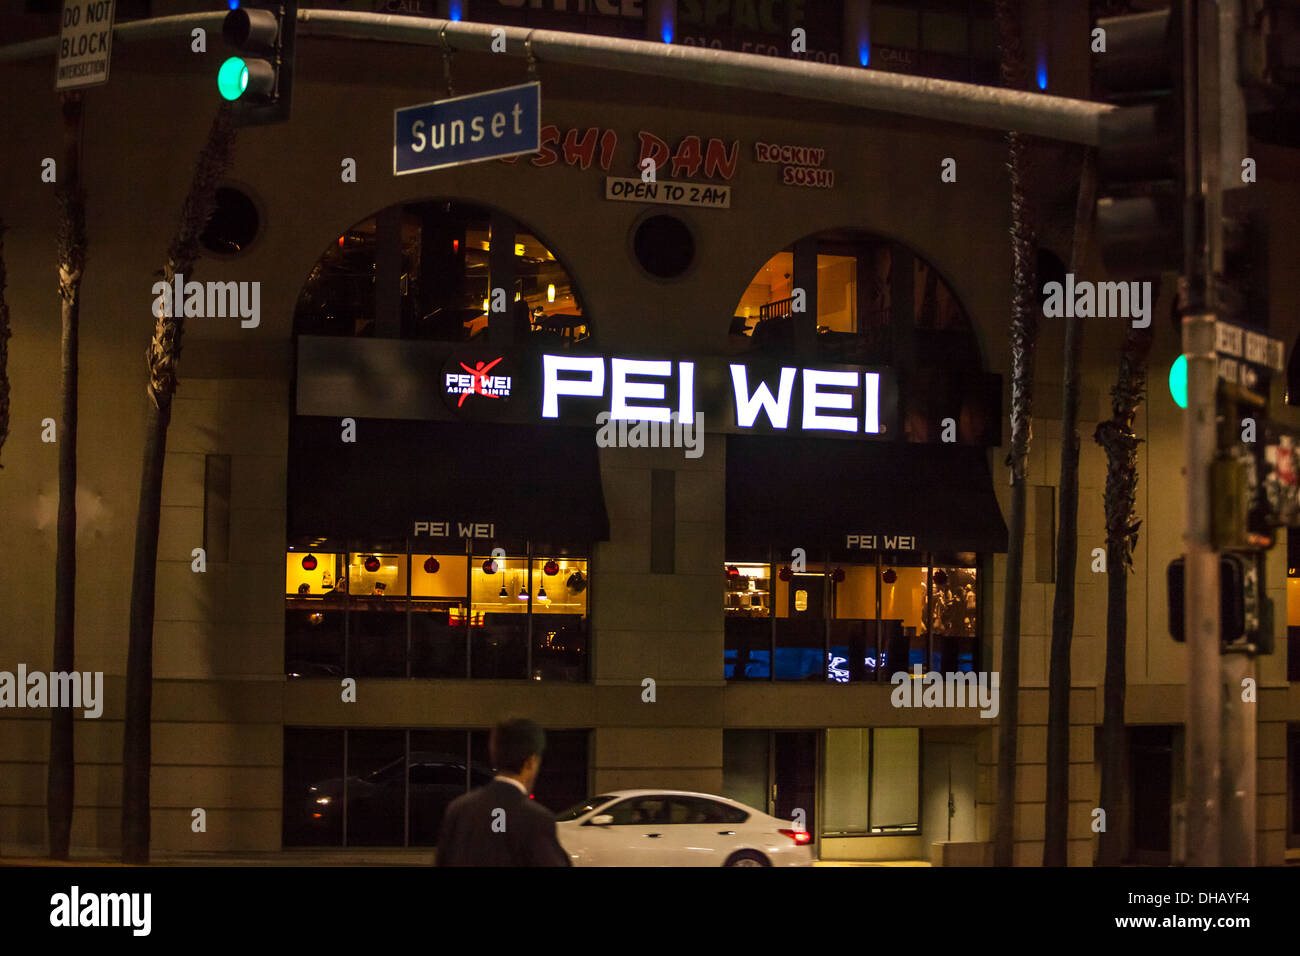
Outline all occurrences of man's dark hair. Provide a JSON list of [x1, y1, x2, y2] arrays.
[[490, 717, 546, 774]]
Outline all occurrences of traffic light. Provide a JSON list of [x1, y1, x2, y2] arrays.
[[1092, 7, 1185, 277], [1241, 0, 1300, 147], [1167, 552, 1274, 653], [219, 1, 295, 125]]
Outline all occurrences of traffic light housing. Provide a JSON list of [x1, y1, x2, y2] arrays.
[[1167, 552, 1274, 653], [219, 1, 295, 125], [1092, 7, 1185, 277], [1241, 0, 1300, 147]]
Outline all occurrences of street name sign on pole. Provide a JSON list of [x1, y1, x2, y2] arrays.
[[56, 0, 114, 91], [394, 82, 540, 176]]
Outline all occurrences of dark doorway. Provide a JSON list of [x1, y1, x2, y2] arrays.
[[774, 731, 818, 839], [1288, 727, 1300, 849], [1130, 726, 1174, 864]]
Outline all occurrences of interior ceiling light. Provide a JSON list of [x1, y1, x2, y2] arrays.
[[498, 584, 509, 598], [537, 584, 548, 601], [518, 583, 529, 600]]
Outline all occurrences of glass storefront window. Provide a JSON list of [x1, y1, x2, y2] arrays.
[[869, 728, 920, 833], [285, 543, 589, 681], [929, 561, 977, 673], [724, 555, 982, 683]]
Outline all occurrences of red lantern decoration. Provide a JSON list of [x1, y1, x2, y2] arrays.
[[933, 569, 948, 587], [364, 556, 381, 573], [424, 557, 440, 574], [725, 565, 740, 578], [482, 559, 498, 574], [778, 565, 792, 581], [882, 568, 897, 584], [301, 554, 317, 571], [831, 567, 845, 583], [544, 560, 560, 576]]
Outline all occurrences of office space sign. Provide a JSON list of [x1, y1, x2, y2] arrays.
[[394, 82, 541, 175]]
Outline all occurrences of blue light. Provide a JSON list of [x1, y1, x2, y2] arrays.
[[448, 0, 462, 21], [1036, 62, 1048, 90], [661, 24, 673, 43], [859, 42, 870, 66], [227, 0, 239, 10]]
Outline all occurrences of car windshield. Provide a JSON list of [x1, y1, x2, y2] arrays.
[[555, 795, 617, 821]]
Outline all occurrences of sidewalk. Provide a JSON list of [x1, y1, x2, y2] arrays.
[[1, 846, 929, 867]]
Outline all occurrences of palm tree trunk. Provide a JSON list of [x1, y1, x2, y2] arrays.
[[50, 91, 87, 861], [1094, 324, 1153, 865], [0, 218, 11, 465], [122, 105, 236, 864], [1043, 149, 1097, 866], [993, 0, 1039, 869]]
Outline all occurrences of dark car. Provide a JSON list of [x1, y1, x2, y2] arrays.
[[300, 751, 494, 845]]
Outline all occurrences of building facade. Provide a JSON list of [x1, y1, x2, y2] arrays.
[[1, 0, 1298, 865]]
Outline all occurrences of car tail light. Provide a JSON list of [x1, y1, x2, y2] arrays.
[[779, 828, 812, 845]]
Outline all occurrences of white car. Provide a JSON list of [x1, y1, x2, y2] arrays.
[[554, 789, 814, 866]]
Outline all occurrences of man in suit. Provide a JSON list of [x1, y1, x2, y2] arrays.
[[435, 717, 572, 867]]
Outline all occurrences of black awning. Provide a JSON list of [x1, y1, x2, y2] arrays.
[[287, 417, 609, 544], [726, 436, 1009, 555]]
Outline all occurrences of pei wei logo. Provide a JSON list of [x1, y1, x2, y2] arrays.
[[444, 353, 513, 412]]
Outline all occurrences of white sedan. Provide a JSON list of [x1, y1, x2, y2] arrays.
[[555, 789, 814, 866]]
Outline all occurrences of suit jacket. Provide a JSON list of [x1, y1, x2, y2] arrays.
[[435, 779, 572, 867]]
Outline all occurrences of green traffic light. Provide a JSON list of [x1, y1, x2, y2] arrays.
[[217, 56, 249, 101], [1169, 354, 1188, 409]]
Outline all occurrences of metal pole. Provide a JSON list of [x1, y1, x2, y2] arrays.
[[1181, 0, 1221, 867], [1220, 649, 1256, 864], [0, 10, 1115, 147]]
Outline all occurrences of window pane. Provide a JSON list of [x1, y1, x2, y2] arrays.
[[922, 10, 968, 55], [350, 608, 407, 677], [816, 253, 857, 332], [824, 728, 871, 834], [870, 728, 920, 833], [347, 551, 408, 597], [873, 5, 919, 48], [533, 729, 589, 814], [725, 618, 771, 680], [283, 728, 344, 846], [411, 553, 468, 678], [532, 557, 589, 681], [472, 552, 528, 678], [930, 564, 978, 672], [532, 557, 588, 616], [345, 730, 407, 846], [285, 607, 344, 679], [725, 562, 770, 618], [409, 730, 469, 846], [881, 564, 926, 675], [723, 730, 769, 811]]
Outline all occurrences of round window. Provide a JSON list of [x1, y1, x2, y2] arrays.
[[632, 214, 694, 279], [200, 186, 260, 256]]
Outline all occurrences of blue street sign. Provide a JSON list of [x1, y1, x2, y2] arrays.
[[394, 82, 540, 176]]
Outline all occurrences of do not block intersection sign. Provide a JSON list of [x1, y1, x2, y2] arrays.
[[56, 0, 115, 91]]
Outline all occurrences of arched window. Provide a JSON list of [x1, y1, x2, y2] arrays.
[[294, 199, 589, 347], [731, 229, 995, 444]]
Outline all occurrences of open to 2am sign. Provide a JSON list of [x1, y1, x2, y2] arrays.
[[56, 0, 115, 91], [394, 82, 541, 176]]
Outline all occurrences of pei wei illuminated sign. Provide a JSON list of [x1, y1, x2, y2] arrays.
[[540, 354, 884, 435]]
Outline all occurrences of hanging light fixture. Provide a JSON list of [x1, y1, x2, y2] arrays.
[[537, 583, 548, 601], [882, 568, 897, 584], [301, 554, 318, 571], [482, 558, 498, 574], [517, 579, 529, 600], [547, 283, 556, 303], [544, 559, 560, 576], [363, 556, 381, 573], [498, 582, 508, 598], [424, 556, 440, 574]]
